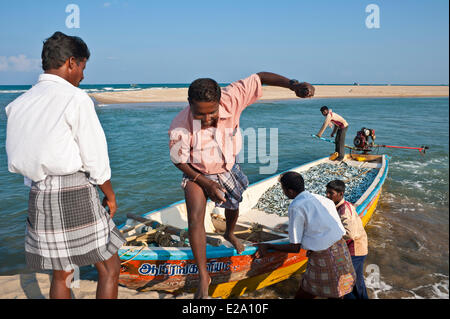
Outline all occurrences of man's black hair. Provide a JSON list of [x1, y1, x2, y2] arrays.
[[188, 78, 221, 103], [326, 180, 346, 193], [320, 105, 329, 113], [41, 31, 90, 71], [280, 171, 305, 193]]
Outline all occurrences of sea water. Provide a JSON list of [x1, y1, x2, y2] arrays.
[[0, 87, 448, 299]]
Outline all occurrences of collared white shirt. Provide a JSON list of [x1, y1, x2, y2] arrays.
[[288, 191, 345, 251], [5, 74, 111, 186]]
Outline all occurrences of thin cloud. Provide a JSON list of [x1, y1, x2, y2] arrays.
[[0, 55, 41, 72]]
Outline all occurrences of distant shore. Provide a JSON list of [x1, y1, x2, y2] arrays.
[[90, 85, 449, 104]]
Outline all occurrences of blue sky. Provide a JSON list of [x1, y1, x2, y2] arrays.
[[0, 0, 448, 85]]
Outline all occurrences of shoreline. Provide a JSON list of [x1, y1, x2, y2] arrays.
[[90, 85, 449, 104]]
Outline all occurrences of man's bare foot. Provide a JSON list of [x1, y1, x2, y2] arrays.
[[224, 233, 245, 254], [194, 276, 211, 299]]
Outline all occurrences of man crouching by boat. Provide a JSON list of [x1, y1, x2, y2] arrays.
[[255, 172, 356, 299], [168, 73, 314, 298], [326, 180, 369, 299], [5, 32, 126, 299]]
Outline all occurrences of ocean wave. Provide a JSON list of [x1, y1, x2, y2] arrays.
[[83, 87, 143, 93], [402, 274, 449, 299], [364, 265, 393, 299], [0, 90, 27, 94], [392, 158, 449, 170], [110, 88, 142, 91]]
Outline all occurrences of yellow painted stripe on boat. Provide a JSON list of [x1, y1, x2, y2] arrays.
[[210, 259, 308, 299], [361, 189, 381, 227]]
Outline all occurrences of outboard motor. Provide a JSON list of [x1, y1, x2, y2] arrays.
[[354, 128, 376, 150]]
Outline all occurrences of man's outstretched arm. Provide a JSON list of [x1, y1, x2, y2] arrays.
[[256, 72, 315, 98]]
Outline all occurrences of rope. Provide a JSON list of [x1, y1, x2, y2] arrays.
[[178, 229, 189, 247], [120, 241, 148, 265], [244, 223, 264, 242]]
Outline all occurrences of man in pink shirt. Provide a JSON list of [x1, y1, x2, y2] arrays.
[[168, 72, 314, 298], [317, 106, 349, 161]]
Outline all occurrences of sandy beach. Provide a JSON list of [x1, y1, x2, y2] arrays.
[[90, 85, 449, 104], [0, 272, 195, 299]]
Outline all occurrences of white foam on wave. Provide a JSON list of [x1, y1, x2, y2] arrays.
[[402, 274, 449, 299], [0, 90, 27, 93], [392, 158, 449, 171], [112, 88, 142, 91], [364, 270, 393, 299], [82, 88, 142, 93]]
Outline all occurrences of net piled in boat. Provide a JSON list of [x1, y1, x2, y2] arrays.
[[254, 162, 378, 216]]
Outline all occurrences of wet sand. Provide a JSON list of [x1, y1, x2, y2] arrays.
[[90, 85, 449, 104], [0, 272, 195, 299]]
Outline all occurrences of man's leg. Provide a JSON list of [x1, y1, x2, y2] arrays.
[[224, 208, 245, 254], [337, 127, 347, 160], [50, 270, 73, 299], [95, 253, 121, 299], [353, 255, 369, 299], [184, 180, 210, 299], [344, 255, 368, 299], [295, 285, 316, 299], [335, 129, 340, 154]]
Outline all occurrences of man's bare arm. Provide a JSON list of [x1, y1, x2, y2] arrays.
[[174, 163, 226, 203], [98, 180, 117, 217], [256, 72, 315, 98]]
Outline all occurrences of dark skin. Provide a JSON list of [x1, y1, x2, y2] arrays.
[[45, 57, 120, 299], [176, 72, 314, 298], [319, 109, 338, 138], [326, 187, 344, 205]]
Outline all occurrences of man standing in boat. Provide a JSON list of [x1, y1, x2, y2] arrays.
[[5, 32, 126, 299], [255, 172, 356, 299], [316, 106, 349, 161], [326, 180, 369, 299], [168, 73, 314, 298]]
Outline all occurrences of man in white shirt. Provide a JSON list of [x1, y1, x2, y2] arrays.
[[256, 171, 355, 299], [5, 32, 125, 299]]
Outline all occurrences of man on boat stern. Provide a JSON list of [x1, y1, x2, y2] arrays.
[[316, 106, 349, 161], [326, 180, 369, 299], [256, 172, 356, 299], [168, 73, 314, 298]]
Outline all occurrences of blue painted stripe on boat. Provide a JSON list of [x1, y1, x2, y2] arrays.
[[118, 241, 296, 261], [118, 244, 262, 261]]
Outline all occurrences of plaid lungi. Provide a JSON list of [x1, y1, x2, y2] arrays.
[[25, 172, 126, 271], [181, 163, 249, 210], [301, 238, 356, 298]]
